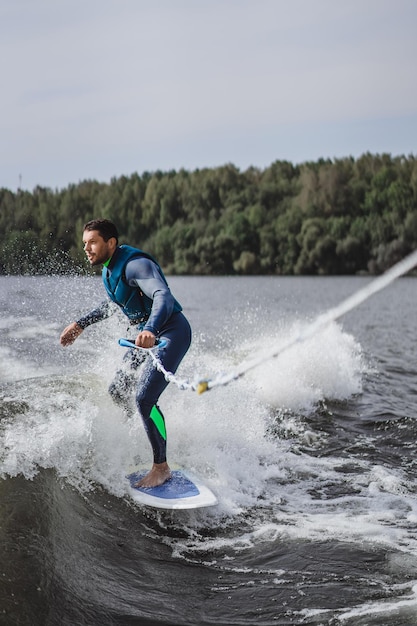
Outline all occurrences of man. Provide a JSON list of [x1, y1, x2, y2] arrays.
[[60, 219, 192, 488]]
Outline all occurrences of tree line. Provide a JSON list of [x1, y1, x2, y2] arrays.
[[0, 152, 416, 276]]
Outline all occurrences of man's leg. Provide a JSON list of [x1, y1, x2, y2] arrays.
[[108, 348, 146, 417], [135, 314, 192, 487]]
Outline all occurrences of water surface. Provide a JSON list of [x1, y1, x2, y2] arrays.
[[1, 275, 417, 625]]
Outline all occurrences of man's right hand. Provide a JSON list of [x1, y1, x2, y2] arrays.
[[60, 322, 83, 346]]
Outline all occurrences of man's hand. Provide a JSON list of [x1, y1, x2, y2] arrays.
[[60, 322, 83, 346], [135, 330, 156, 349]]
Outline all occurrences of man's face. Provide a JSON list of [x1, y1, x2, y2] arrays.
[[83, 229, 115, 266]]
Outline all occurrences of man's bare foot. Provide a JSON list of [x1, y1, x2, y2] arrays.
[[135, 462, 171, 488]]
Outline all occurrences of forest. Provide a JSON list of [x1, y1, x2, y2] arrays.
[[0, 152, 416, 276]]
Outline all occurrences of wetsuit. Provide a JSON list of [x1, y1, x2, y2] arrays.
[[76, 246, 192, 464]]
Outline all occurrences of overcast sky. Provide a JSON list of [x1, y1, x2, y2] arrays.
[[1, 0, 416, 191]]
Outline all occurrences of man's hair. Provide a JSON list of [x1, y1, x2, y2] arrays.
[[83, 219, 119, 244]]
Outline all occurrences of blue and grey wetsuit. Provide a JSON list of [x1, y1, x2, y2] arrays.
[[76, 245, 192, 465]]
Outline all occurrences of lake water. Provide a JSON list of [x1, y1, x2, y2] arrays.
[[1, 274, 417, 626]]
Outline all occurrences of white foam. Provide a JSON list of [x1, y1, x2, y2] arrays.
[[245, 321, 365, 412], [337, 582, 417, 622], [0, 345, 46, 382]]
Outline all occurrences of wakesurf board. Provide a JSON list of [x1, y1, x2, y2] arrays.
[[126, 468, 218, 510]]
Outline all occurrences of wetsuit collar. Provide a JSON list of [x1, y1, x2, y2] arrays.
[[103, 246, 120, 268]]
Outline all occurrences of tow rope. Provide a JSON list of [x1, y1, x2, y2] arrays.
[[120, 249, 417, 395]]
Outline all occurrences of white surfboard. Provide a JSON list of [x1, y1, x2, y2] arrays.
[[126, 468, 218, 510]]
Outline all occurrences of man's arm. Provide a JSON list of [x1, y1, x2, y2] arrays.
[[125, 257, 176, 336], [60, 300, 115, 346]]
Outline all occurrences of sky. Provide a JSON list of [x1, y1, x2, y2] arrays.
[[1, 0, 416, 191]]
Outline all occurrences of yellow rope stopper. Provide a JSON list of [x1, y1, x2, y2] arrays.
[[196, 380, 209, 395]]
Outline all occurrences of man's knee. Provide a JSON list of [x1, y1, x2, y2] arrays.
[[109, 370, 135, 406]]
